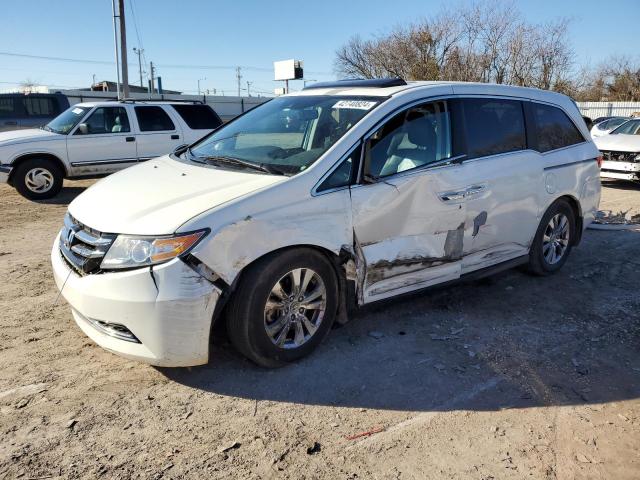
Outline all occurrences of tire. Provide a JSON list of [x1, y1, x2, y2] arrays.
[[12, 158, 63, 200], [226, 248, 339, 368], [526, 199, 576, 276]]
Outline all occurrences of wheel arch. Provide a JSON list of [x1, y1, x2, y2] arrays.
[[208, 243, 354, 334], [555, 194, 583, 246], [9, 152, 68, 183]]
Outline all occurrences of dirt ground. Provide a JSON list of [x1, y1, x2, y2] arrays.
[[1, 178, 639, 480]]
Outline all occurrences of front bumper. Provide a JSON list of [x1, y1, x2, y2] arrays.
[[0, 164, 12, 184], [600, 160, 640, 181], [51, 234, 221, 367]]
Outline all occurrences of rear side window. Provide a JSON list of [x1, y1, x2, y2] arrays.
[[22, 97, 57, 116], [0, 97, 16, 118], [460, 98, 526, 158], [171, 104, 222, 130], [532, 103, 584, 152], [135, 106, 175, 131]]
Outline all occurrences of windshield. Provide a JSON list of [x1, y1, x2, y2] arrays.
[[597, 117, 625, 130], [611, 119, 640, 135], [188, 96, 381, 174], [45, 106, 90, 134]]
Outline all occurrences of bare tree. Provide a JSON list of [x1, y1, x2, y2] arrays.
[[334, 0, 575, 93]]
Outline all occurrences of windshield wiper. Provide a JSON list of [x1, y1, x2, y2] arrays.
[[198, 155, 287, 175]]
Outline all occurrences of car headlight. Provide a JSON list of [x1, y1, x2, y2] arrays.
[[100, 229, 209, 270]]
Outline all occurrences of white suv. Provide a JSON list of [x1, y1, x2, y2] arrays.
[[51, 79, 601, 367], [0, 100, 222, 199]]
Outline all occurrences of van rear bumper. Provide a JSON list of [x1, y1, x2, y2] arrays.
[[0, 164, 12, 183]]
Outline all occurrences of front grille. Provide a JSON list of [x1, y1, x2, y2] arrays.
[[601, 151, 639, 163], [59, 213, 115, 275]]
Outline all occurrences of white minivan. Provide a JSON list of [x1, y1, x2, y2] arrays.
[[51, 79, 602, 368]]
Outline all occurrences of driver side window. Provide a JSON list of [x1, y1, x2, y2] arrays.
[[365, 101, 451, 178], [77, 107, 130, 135]]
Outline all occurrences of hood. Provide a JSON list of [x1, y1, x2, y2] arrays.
[[594, 134, 640, 152], [69, 155, 286, 235], [0, 128, 60, 146]]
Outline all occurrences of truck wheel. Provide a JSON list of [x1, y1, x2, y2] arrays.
[[13, 158, 63, 200], [226, 248, 338, 368], [526, 199, 576, 276]]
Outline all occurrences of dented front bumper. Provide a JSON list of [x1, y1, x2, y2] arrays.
[[51, 234, 221, 367], [600, 160, 640, 181]]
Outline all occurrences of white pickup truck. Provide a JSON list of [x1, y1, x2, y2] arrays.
[[0, 100, 222, 199]]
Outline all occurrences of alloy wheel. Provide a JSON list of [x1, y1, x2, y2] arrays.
[[263, 268, 327, 349], [542, 213, 570, 265]]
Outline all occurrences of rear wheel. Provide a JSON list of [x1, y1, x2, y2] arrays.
[[226, 249, 338, 367], [13, 158, 63, 200], [527, 199, 575, 275]]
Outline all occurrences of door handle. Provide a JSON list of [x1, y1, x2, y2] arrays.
[[439, 190, 467, 202], [125, 136, 135, 142], [171, 134, 180, 140], [4, 121, 17, 126], [465, 184, 486, 197]]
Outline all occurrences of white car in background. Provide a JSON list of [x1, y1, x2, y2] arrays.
[[590, 116, 630, 138], [51, 79, 601, 368], [594, 117, 640, 182], [0, 101, 222, 199]]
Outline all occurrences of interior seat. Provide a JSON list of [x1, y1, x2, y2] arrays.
[[379, 116, 437, 176], [111, 116, 123, 133]]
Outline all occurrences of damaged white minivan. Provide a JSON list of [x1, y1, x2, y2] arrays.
[[52, 79, 601, 367]]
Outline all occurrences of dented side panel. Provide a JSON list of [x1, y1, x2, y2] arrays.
[[350, 166, 468, 303], [460, 150, 541, 274], [189, 188, 353, 286]]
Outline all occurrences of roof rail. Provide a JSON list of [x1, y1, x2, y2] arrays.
[[107, 98, 204, 105], [303, 78, 407, 90]]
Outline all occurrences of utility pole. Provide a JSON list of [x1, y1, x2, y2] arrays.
[[133, 47, 144, 88], [111, 0, 121, 99], [148, 62, 155, 94], [236, 67, 242, 97], [118, 0, 130, 98], [92, 74, 96, 88], [246, 81, 252, 97]]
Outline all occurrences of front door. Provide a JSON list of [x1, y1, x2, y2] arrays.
[[350, 100, 471, 303], [66, 106, 137, 175]]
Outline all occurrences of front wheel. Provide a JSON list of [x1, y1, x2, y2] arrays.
[[12, 158, 63, 200], [527, 199, 576, 275], [226, 249, 338, 367]]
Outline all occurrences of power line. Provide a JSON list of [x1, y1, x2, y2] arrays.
[[0, 51, 333, 75]]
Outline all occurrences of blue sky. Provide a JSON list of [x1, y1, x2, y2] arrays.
[[1, 0, 639, 96]]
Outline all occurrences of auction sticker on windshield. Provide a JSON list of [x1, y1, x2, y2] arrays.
[[332, 100, 377, 110], [72, 108, 84, 114]]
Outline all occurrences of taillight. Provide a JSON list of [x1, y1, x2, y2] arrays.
[[596, 155, 603, 168]]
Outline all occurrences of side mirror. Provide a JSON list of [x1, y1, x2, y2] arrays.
[[77, 123, 88, 135], [173, 144, 188, 155]]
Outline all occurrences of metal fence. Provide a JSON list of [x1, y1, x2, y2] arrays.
[[577, 101, 640, 119]]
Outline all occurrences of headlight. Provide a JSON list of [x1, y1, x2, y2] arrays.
[[100, 229, 209, 270]]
